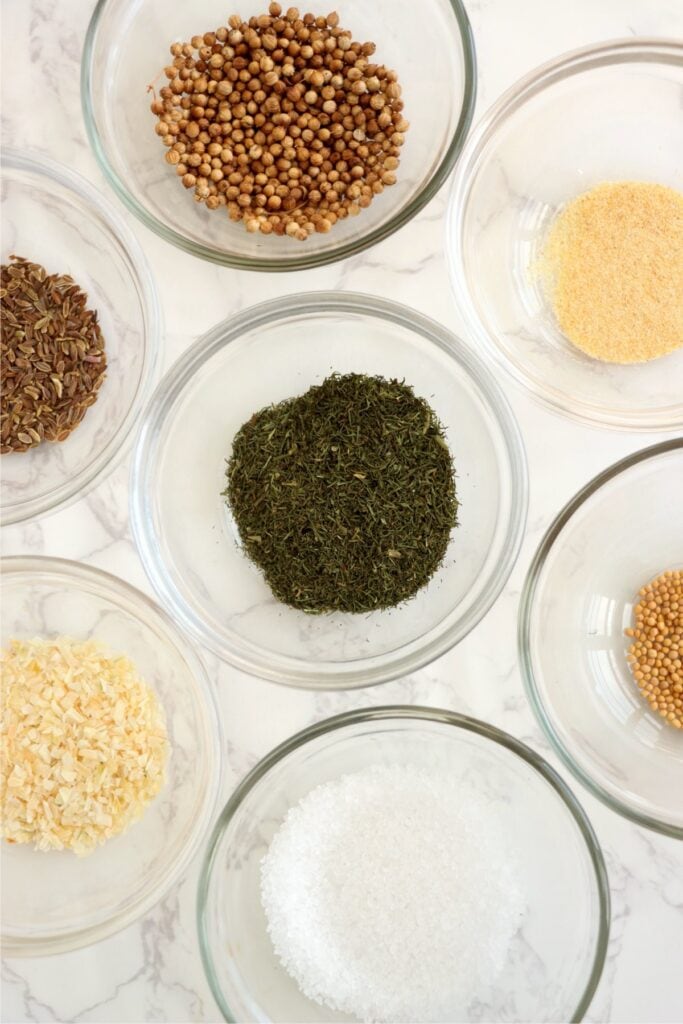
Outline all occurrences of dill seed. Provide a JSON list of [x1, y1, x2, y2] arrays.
[[224, 373, 458, 613], [0, 256, 107, 455]]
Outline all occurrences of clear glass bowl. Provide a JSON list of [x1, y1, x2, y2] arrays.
[[446, 40, 683, 431], [198, 706, 609, 1023], [81, 0, 476, 271], [1, 556, 222, 955], [519, 440, 683, 838], [1, 151, 160, 525], [130, 292, 528, 689]]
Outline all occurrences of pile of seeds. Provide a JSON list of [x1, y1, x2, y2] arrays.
[[1, 256, 107, 454], [225, 373, 458, 613], [625, 569, 683, 729], [151, 4, 408, 240]]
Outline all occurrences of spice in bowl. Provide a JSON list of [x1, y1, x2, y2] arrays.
[[225, 373, 458, 613], [260, 764, 526, 1021], [625, 569, 683, 729], [0, 637, 169, 854], [1, 256, 107, 454], [538, 181, 683, 363], [150, 4, 408, 240]]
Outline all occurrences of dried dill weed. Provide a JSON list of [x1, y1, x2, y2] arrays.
[[0, 637, 169, 855], [151, 4, 408, 240], [539, 181, 683, 363], [225, 373, 458, 614], [1, 255, 107, 454], [625, 569, 683, 729]]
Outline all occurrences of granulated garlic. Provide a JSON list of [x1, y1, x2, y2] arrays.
[[539, 181, 683, 364]]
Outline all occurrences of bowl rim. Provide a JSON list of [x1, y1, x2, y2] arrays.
[[0, 554, 224, 956], [80, 0, 477, 272], [197, 704, 611, 1023], [446, 37, 683, 431], [1, 148, 162, 526], [518, 437, 683, 839], [129, 290, 529, 689]]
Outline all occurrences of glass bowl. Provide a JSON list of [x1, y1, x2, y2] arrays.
[[519, 439, 683, 838], [198, 706, 609, 1023], [130, 292, 528, 689], [1, 556, 222, 956], [0, 150, 160, 525], [81, 0, 476, 271], [446, 39, 683, 431]]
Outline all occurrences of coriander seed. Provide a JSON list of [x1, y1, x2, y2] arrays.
[[150, 8, 408, 240]]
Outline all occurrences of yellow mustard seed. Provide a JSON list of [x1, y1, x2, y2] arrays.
[[625, 569, 683, 729]]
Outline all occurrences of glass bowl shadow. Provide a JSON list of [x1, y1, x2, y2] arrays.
[[519, 439, 683, 838], [446, 39, 683, 430], [1, 150, 160, 525], [198, 706, 610, 1023], [81, 0, 476, 271], [1, 556, 222, 956], [130, 291, 528, 689]]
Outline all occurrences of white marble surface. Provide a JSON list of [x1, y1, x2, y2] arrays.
[[2, 0, 683, 1021]]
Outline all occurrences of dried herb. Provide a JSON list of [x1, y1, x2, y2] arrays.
[[225, 373, 458, 613], [1, 255, 107, 454]]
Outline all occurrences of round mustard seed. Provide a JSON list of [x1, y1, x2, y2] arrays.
[[625, 569, 683, 729]]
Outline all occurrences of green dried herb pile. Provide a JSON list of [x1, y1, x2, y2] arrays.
[[225, 373, 458, 613]]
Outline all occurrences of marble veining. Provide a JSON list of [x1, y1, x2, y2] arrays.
[[2, 0, 683, 1021]]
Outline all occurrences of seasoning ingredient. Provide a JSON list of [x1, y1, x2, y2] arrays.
[[225, 373, 457, 613], [151, 4, 408, 240], [539, 181, 683, 363], [1, 256, 107, 454], [625, 569, 683, 729], [260, 764, 526, 1022], [0, 637, 169, 854]]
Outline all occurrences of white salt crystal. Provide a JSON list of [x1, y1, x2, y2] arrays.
[[260, 764, 526, 1023]]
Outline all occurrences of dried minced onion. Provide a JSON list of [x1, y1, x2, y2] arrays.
[[0, 637, 168, 856]]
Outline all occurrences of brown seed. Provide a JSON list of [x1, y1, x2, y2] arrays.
[[150, 7, 407, 240], [0, 256, 107, 454]]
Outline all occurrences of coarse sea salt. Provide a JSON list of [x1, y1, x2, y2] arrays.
[[260, 763, 526, 1024]]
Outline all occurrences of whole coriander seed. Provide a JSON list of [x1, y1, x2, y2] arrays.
[[150, 8, 408, 240]]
